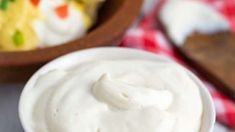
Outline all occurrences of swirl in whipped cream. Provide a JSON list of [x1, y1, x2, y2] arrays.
[[21, 60, 203, 132]]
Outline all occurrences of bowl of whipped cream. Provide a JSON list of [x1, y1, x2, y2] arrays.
[[19, 47, 215, 132]]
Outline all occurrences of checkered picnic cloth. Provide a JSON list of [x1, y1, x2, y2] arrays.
[[119, 0, 235, 128]]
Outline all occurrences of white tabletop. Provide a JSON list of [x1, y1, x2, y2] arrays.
[[0, 83, 232, 132]]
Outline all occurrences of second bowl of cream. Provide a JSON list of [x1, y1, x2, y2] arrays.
[[19, 47, 215, 132]]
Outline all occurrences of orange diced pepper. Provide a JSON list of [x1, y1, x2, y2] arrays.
[[55, 4, 69, 19], [30, 0, 40, 7]]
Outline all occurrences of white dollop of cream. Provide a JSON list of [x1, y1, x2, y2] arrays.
[[21, 60, 203, 132], [33, 0, 86, 47], [92, 74, 173, 110], [159, 0, 230, 46]]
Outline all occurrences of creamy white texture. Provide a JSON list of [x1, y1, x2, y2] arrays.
[[160, 0, 230, 46], [21, 60, 203, 132], [33, 0, 86, 47]]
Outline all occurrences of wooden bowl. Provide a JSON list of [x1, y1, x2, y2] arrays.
[[0, 0, 143, 83]]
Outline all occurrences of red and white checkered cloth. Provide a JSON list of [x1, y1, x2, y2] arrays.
[[119, 0, 235, 128]]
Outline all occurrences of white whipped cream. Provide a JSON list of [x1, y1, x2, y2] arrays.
[[33, 0, 86, 47], [21, 60, 203, 132], [159, 0, 230, 46]]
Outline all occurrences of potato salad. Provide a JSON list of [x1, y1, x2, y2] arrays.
[[0, 0, 104, 51]]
